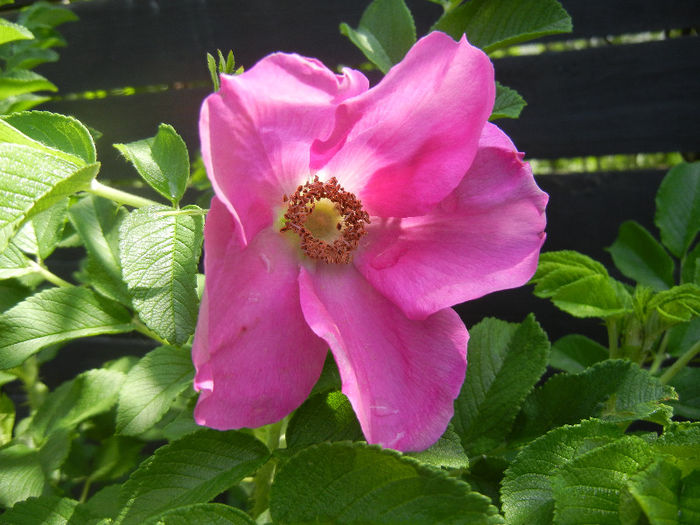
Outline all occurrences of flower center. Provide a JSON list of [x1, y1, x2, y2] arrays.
[[280, 176, 370, 264]]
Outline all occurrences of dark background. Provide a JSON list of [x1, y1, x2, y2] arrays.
[[3, 0, 699, 387]]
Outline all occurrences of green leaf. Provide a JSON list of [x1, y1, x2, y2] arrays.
[[669, 367, 700, 419], [88, 436, 144, 484], [0, 287, 133, 370], [655, 162, 700, 258], [433, 0, 571, 53], [206, 52, 219, 91], [627, 458, 684, 525], [0, 392, 14, 445], [285, 390, 363, 450], [13, 199, 68, 260], [512, 360, 677, 441], [117, 429, 269, 525], [116, 345, 194, 436], [549, 334, 608, 373], [609, 220, 675, 291], [491, 82, 526, 120], [551, 436, 653, 524], [270, 442, 503, 524], [654, 422, 700, 476], [68, 195, 130, 304], [0, 281, 30, 313], [682, 241, 700, 285], [0, 443, 46, 508], [84, 485, 121, 522], [531, 250, 632, 318], [0, 70, 57, 99], [30, 368, 126, 441], [453, 315, 549, 455], [679, 471, 700, 524], [310, 352, 342, 396], [148, 503, 255, 525], [406, 424, 468, 470], [119, 206, 203, 345], [0, 19, 34, 46], [2, 111, 97, 164], [0, 145, 99, 253], [0, 496, 82, 525], [0, 94, 51, 116], [114, 124, 190, 204], [502, 419, 625, 525], [5, 47, 59, 71], [17, 1, 78, 30], [339, 0, 416, 74], [648, 283, 700, 324], [0, 242, 34, 280], [667, 317, 700, 357]]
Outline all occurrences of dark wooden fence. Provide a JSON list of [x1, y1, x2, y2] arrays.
[[3, 0, 699, 386]]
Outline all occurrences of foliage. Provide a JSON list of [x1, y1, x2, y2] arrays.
[[1, 1, 698, 524]]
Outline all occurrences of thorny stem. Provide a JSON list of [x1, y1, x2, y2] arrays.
[[251, 419, 286, 518], [659, 339, 700, 385], [89, 179, 161, 208]]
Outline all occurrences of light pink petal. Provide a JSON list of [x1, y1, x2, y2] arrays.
[[354, 123, 548, 320], [311, 32, 494, 217], [298, 265, 468, 452], [192, 198, 328, 429], [200, 53, 368, 245]]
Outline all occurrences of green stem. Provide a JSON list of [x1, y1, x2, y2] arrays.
[[133, 318, 168, 345], [659, 339, 700, 385], [251, 419, 285, 518], [648, 332, 669, 375], [29, 260, 72, 288], [89, 180, 161, 208], [79, 478, 92, 504], [19, 356, 48, 413], [607, 318, 620, 358]]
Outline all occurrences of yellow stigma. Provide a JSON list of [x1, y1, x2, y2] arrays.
[[304, 198, 343, 243]]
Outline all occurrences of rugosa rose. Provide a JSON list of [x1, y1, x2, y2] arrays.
[[193, 31, 547, 452]]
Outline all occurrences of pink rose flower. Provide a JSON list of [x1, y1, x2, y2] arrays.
[[193, 31, 547, 452]]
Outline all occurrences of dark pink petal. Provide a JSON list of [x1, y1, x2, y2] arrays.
[[311, 32, 494, 217], [200, 54, 368, 245], [192, 198, 328, 429], [354, 123, 547, 320], [298, 265, 468, 452]]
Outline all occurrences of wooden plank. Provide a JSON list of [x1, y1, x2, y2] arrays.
[[36, 0, 438, 93], [495, 37, 700, 158], [556, 0, 700, 40], [35, 0, 700, 93], [45, 36, 699, 166], [44, 86, 210, 182]]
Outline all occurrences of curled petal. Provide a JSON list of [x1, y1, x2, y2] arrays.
[[200, 54, 368, 246], [193, 198, 328, 429], [298, 265, 468, 452], [354, 123, 548, 320], [311, 32, 494, 217]]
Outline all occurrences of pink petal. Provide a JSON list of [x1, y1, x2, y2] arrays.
[[354, 123, 548, 320], [298, 265, 468, 452], [192, 198, 328, 429], [200, 53, 368, 246], [310, 32, 494, 217]]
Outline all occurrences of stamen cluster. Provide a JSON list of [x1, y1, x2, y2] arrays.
[[281, 176, 370, 264]]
